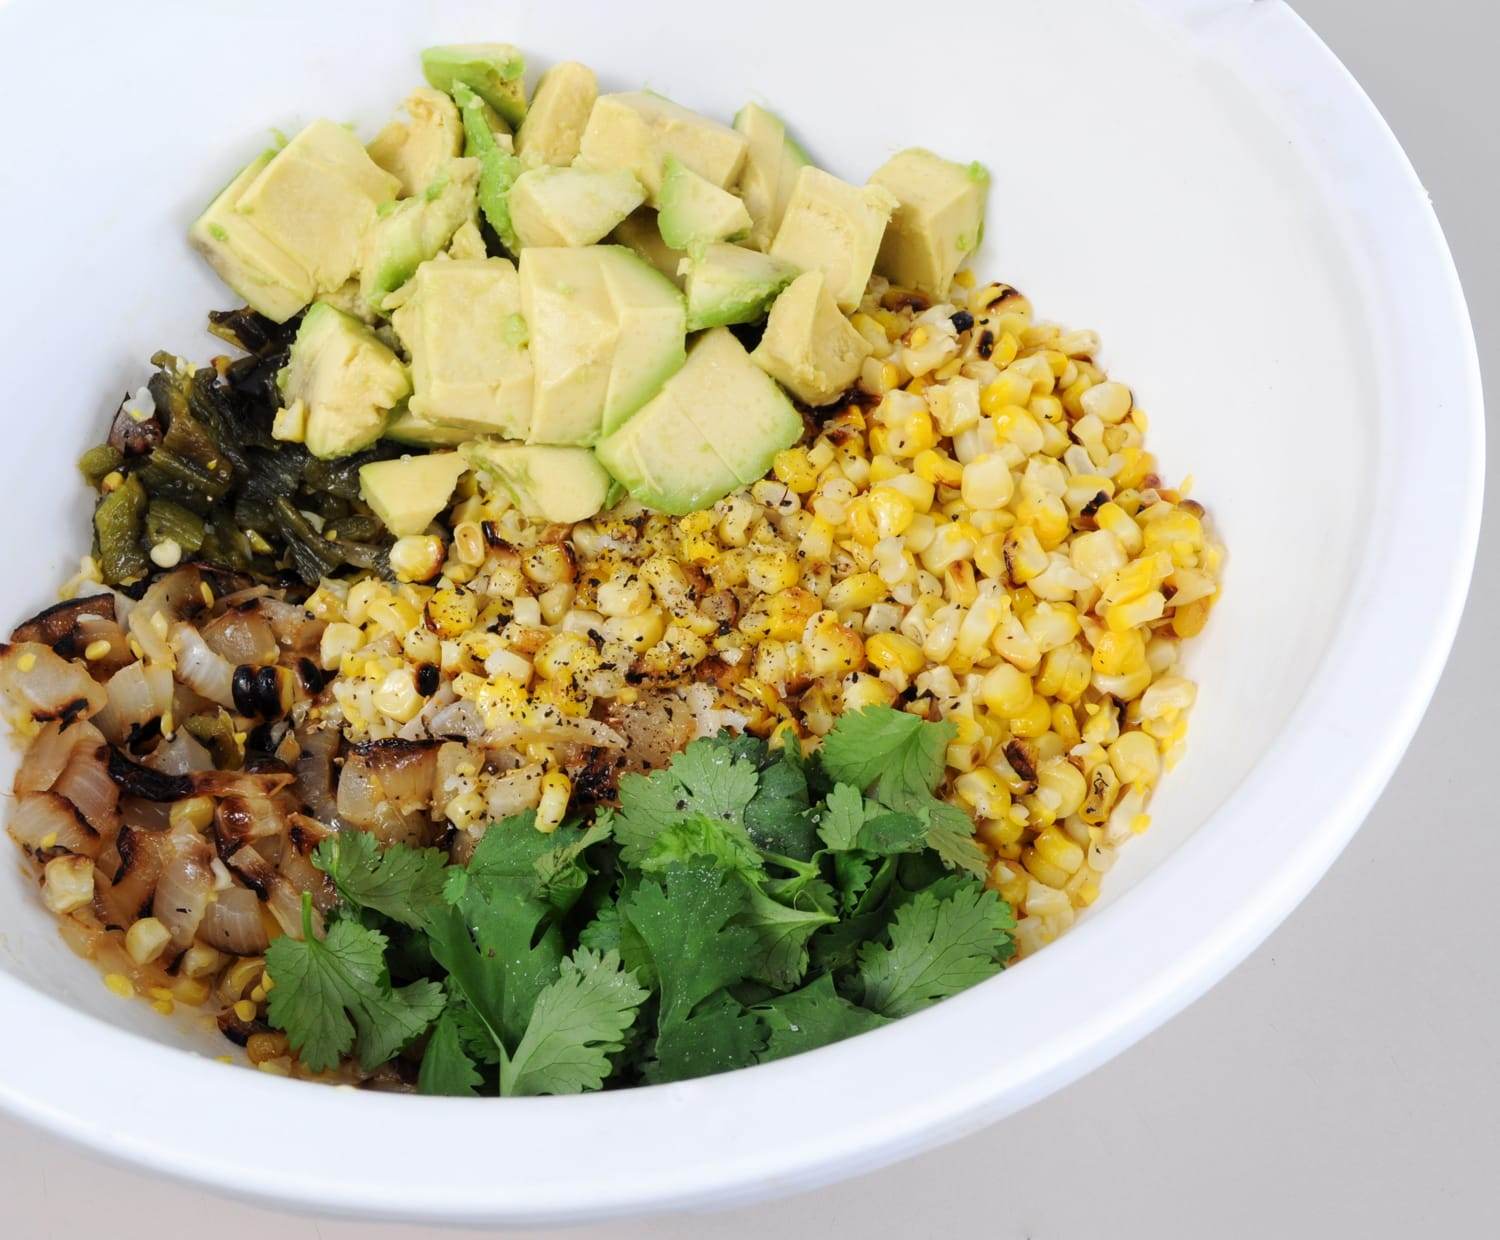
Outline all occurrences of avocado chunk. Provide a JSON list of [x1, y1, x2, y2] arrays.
[[189, 151, 314, 322], [595, 327, 801, 514], [277, 302, 411, 459], [189, 121, 400, 322], [732, 103, 809, 253], [422, 43, 528, 128], [682, 242, 799, 331], [769, 167, 896, 312], [367, 88, 463, 198], [358, 157, 480, 312], [509, 164, 646, 248], [516, 62, 598, 167], [390, 258, 533, 437], [869, 149, 990, 295], [359, 451, 470, 536], [384, 409, 473, 448], [657, 156, 752, 250], [462, 442, 612, 524], [609, 209, 687, 288], [454, 83, 522, 254], [446, 218, 488, 261], [751, 270, 872, 406], [578, 92, 748, 206], [519, 245, 685, 445]]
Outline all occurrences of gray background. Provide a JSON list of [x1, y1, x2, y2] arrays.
[[2, 1, 1494, 1235]]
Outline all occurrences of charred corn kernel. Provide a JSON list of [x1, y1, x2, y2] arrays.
[[960, 454, 1014, 511], [970, 531, 1006, 580], [1009, 692, 1052, 738], [773, 447, 819, 492], [827, 572, 886, 613], [535, 771, 572, 833], [747, 550, 801, 594], [373, 667, 423, 723], [886, 406, 935, 458], [981, 662, 1033, 716], [1032, 824, 1085, 875], [1108, 730, 1161, 785], [535, 632, 595, 681], [1081, 380, 1132, 424], [866, 487, 915, 539], [389, 535, 446, 582], [956, 767, 1012, 819], [169, 795, 216, 833], [803, 610, 865, 677], [125, 917, 172, 966], [913, 448, 963, 487], [866, 632, 925, 675], [1091, 628, 1147, 675], [766, 588, 820, 641], [522, 543, 576, 586], [401, 625, 442, 665], [318, 621, 362, 669], [603, 607, 667, 652], [453, 521, 486, 566], [800, 516, 835, 560], [1080, 761, 1121, 823], [841, 672, 897, 711], [1002, 526, 1048, 584], [42, 855, 94, 914]]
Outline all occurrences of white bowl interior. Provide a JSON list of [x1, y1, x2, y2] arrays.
[[0, 0, 1472, 1224]]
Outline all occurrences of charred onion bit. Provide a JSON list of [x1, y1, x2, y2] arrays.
[[10, 595, 117, 658], [106, 746, 193, 802]]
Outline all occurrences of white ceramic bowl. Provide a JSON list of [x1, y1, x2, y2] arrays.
[[0, 0, 1482, 1225]]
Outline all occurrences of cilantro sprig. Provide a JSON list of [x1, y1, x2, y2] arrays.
[[262, 706, 1015, 1093]]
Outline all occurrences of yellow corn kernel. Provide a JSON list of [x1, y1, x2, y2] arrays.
[[867, 487, 915, 539], [603, 607, 667, 652], [800, 516, 835, 561], [773, 449, 817, 493], [1036, 643, 1092, 703], [125, 917, 172, 966], [827, 572, 886, 613], [1108, 730, 1161, 786], [1080, 380, 1132, 424], [1107, 590, 1166, 632], [866, 632, 925, 676], [535, 632, 597, 682], [879, 471, 936, 516], [980, 371, 1032, 415], [762, 587, 819, 641], [1171, 597, 1212, 638], [919, 521, 977, 574], [1091, 628, 1147, 676], [1008, 692, 1052, 738], [535, 771, 572, 833], [981, 662, 1033, 717], [841, 672, 897, 712], [955, 767, 1013, 820], [1021, 847, 1071, 889], [971, 531, 1006, 581], [390, 535, 446, 583], [1080, 761, 1121, 824], [1002, 526, 1048, 584], [802, 610, 865, 678], [366, 595, 420, 636], [1094, 501, 1144, 556], [1032, 825, 1085, 875], [1038, 758, 1088, 819], [913, 449, 964, 488], [318, 621, 363, 670], [1100, 555, 1165, 608], [373, 667, 424, 723], [747, 549, 802, 595], [960, 454, 1014, 512], [425, 588, 480, 639]]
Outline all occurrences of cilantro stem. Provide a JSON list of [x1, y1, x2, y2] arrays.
[[299, 889, 316, 941]]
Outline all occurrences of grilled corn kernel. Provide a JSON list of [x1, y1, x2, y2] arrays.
[[389, 535, 446, 583], [774, 447, 820, 492], [125, 916, 172, 966], [1092, 628, 1147, 676], [866, 632, 925, 676], [827, 572, 886, 613], [919, 521, 978, 574], [1036, 643, 1092, 703], [535, 771, 572, 833], [1002, 526, 1048, 584], [1094, 502, 1144, 555], [960, 454, 1014, 512], [1009, 692, 1052, 738], [318, 622, 363, 670], [169, 795, 216, 833], [1080, 380, 1132, 424], [1080, 761, 1121, 823], [803, 610, 865, 678], [841, 672, 897, 712], [374, 667, 424, 723], [981, 662, 1033, 717], [955, 767, 1013, 819], [747, 550, 801, 594], [535, 632, 595, 682], [1108, 730, 1161, 786], [913, 448, 963, 487], [800, 516, 835, 560], [1032, 825, 1086, 875], [1107, 589, 1166, 632], [42, 855, 94, 914]]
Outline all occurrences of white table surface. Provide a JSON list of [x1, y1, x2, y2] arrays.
[[2, 1, 1495, 1236]]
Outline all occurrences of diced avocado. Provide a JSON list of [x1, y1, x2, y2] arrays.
[[189, 151, 314, 322], [359, 451, 470, 536], [390, 258, 533, 437], [358, 157, 479, 312], [682, 242, 799, 331], [609, 209, 687, 287], [578, 92, 748, 206], [384, 409, 473, 447], [454, 83, 522, 254], [234, 120, 400, 295], [657, 156, 752, 249], [751, 270, 872, 406], [421, 43, 528, 128], [770, 167, 895, 313], [773, 130, 812, 236], [447, 218, 488, 260], [516, 62, 598, 167], [518, 245, 685, 446], [462, 442, 612, 524], [733, 103, 796, 252], [367, 88, 463, 198], [277, 302, 410, 459], [869, 149, 990, 295], [509, 165, 645, 248], [596, 327, 801, 514], [598, 247, 687, 435]]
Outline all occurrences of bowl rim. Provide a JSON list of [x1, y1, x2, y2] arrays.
[[0, 0, 1484, 1226]]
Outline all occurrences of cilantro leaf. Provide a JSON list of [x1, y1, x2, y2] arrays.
[[819, 706, 953, 804], [815, 782, 874, 850], [917, 799, 990, 878], [641, 812, 762, 877], [831, 851, 875, 912], [736, 882, 838, 988], [266, 895, 445, 1072], [578, 904, 622, 956], [499, 948, 649, 1096], [622, 862, 759, 1027], [532, 816, 613, 913], [754, 974, 890, 1063], [313, 831, 449, 930], [743, 743, 818, 859], [856, 884, 1015, 1018], [647, 991, 766, 1084], [614, 737, 761, 866], [418, 1002, 483, 1097]]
